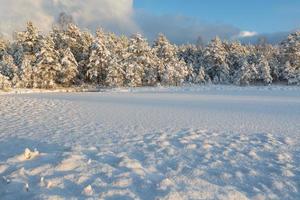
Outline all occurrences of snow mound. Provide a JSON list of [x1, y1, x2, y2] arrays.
[[0, 130, 299, 199], [23, 148, 39, 160]]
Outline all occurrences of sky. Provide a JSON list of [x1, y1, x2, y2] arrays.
[[0, 0, 299, 44], [134, 0, 300, 33]]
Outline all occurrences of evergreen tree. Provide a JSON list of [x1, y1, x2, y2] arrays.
[[178, 44, 201, 83], [32, 36, 62, 88], [124, 33, 159, 87], [58, 47, 78, 86], [1, 21, 300, 89], [203, 37, 230, 84], [226, 41, 250, 83], [15, 21, 41, 55], [257, 55, 272, 84], [63, 24, 93, 80], [233, 60, 258, 86], [283, 61, 300, 85], [123, 34, 145, 87], [256, 43, 280, 82], [195, 67, 208, 84], [18, 54, 35, 88], [0, 53, 19, 85], [0, 74, 11, 90], [105, 33, 127, 87], [0, 37, 8, 59], [106, 62, 124, 87], [153, 34, 188, 86], [12, 22, 43, 87], [86, 29, 111, 85], [178, 44, 198, 67], [280, 31, 300, 84], [0, 38, 19, 85]]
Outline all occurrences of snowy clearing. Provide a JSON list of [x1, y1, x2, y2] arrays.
[[0, 86, 300, 200]]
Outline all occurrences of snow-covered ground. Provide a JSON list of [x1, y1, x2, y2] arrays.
[[0, 86, 300, 199]]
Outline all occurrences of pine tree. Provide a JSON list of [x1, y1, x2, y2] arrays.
[[12, 22, 43, 87], [64, 24, 91, 62], [15, 21, 41, 55], [0, 53, 19, 86], [0, 38, 19, 86], [203, 37, 230, 84], [62, 24, 93, 81], [233, 59, 258, 86], [105, 33, 127, 87], [124, 33, 159, 87], [280, 31, 300, 84], [106, 62, 125, 87], [257, 43, 280, 82], [226, 41, 250, 83], [153, 34, 188, 86], [32, 36, 62, 88], [195, 67, 207, 84], [0, 37, 7, 59], [178, 44, 198, 66], [58, 47, 78, 86], [178, 44, 200, 83], [283, 61, 300, 85], [86, 29, 110, 85], [268, 46, 280, 82], [0, 74, 11, 90], [257, 55, 272, 84], [10, 42, 24, 70], [0, 37, 12, 89], [18, 54, 35, 88], [51, 26, 69, 50]]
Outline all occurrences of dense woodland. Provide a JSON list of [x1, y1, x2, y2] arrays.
[[0, 22, 300, 90]]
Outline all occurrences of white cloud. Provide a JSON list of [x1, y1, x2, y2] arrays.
[[54, 0, 139, 34], [0, 0, 53, 37], [237, 31, 258, 38], [0, 0, 139, 37]]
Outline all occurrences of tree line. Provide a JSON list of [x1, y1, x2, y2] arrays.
[[0, 22, 299, 90]]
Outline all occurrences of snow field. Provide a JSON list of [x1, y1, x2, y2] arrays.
[[0, 86, 300, 199], [0, 130, 299, 199]]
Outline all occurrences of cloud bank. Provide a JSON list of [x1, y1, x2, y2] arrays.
[[239, 32, 290, 45], [0, 0, 290, 44], [134, 11, 241, 44], [0, 0, 139, 37]]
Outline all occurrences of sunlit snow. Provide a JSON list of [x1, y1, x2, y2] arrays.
[[0, 86, 299, 199]]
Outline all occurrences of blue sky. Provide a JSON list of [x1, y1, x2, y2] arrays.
[[134, 0, 300, 33]]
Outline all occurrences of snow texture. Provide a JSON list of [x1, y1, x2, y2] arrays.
[[0, 86, 300, 199]]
